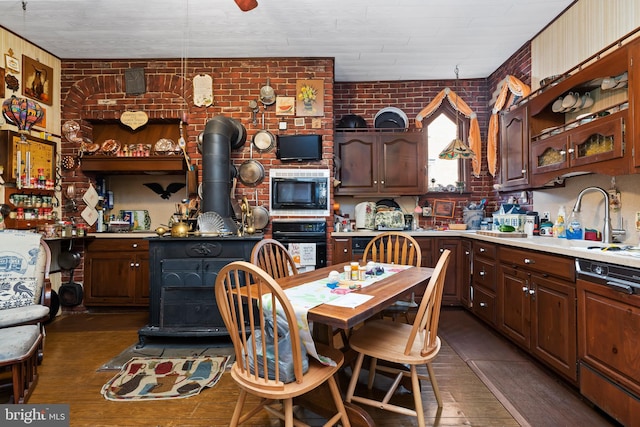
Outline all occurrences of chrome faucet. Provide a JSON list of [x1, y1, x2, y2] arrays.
[[572, 186, 613, 243]]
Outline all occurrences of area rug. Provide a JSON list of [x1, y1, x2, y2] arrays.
[[101, 355, 230, 401]]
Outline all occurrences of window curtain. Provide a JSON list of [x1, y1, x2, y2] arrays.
[[415, 88, 482, 177], [487, 76, 531, 176]]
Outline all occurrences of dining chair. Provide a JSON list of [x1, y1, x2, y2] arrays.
[[215, 260, 351, 427], [345, 249, 452, 427], [251, 238, 298, 280], [361, 231, 422, 322]]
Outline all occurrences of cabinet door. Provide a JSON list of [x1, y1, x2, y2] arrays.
[[380, 133, 426, 194], [332, 237, 352, 264], [436, 238, 460, 305], [135, 252, 150, 303], [498, 265, 530, 349], [500, 105, 529, 188], [531, 133, 570, 175], [459, 240, 472, 309], [334, 133, 377, 194], [530, 273, 577, 382], [85, 251, 137, 304], [569, 112, 625, 170]]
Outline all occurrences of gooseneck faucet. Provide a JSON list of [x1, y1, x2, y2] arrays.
[[572, 186, 612, 243]]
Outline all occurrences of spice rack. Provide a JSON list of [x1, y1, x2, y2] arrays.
[[3, 187, 56, 230]]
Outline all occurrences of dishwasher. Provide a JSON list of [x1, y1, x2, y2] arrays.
[[575, 258, 640, 426]]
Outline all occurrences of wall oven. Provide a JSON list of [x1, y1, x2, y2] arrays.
[[269, 169, 330, 217], [272, 219, 327, 272]]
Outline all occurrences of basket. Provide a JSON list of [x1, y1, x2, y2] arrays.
[[492, 214, 526, 232], [448, 223, 468, 230]]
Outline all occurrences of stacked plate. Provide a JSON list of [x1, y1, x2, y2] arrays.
[[552, 92, 594, 113]]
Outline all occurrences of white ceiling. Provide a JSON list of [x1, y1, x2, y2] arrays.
[[0, 0, 574, 82]]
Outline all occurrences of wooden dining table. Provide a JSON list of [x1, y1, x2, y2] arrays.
[[275, 261, 434, 427]]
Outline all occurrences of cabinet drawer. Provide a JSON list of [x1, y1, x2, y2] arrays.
[[473, 286, 496, 326], [88, 238, 149, 252], [473, 257, 496, 292], [499, 246, 574, 281], [473, 241, 496, 259]]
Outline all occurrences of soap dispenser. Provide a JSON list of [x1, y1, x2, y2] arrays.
[[566, 209, 583, 240], [554, 206, 566, 238]]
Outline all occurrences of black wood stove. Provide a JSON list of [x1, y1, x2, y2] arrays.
[[137, 235, 260, 346]]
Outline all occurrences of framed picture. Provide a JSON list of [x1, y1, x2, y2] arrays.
[[296, 79, 324, 117], [433, 199, 455, 218], [22, 55, 53, 105], [0, 68, 4, 98], [275, 96, 295, 116], [5, 54, 19, 73]]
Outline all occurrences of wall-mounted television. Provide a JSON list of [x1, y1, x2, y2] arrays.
[[276, 134, 322, 162]]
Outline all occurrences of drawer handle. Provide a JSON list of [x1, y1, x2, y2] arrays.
[[479, 302, 487, 308], [524, 258, 534, 264], [440, 248, 444, 253], [132, 243, 138, 248], [480, 248, 486, 253], [465, 250, 470, 255], [343, 248, 348, 253], [479, 269, 486, 277]]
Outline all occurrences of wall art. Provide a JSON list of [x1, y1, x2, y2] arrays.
[[275, 96, 295, 116], [296, 79, 324, 117], [433, 199, 455, 218], [22, 55, 53, 105]]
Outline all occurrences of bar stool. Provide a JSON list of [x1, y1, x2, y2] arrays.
[[0, 325, 42, 403]]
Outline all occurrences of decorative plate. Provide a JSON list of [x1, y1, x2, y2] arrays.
[[101, 139, 120, 155], [154, 138, 176, 155]]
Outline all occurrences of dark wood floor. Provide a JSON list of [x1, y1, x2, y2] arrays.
[[1, 308, 617, 426]]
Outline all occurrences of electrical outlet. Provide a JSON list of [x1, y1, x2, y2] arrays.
[[422, 207, 432, 217], [542, 211, 550, 220]]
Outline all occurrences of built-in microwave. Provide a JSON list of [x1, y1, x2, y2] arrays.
[[269, 169, 330, 216]]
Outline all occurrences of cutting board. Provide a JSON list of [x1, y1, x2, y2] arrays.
[[477, 230, 527, 238]]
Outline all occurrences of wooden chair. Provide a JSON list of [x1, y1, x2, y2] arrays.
[[345, 249, 452, 427], [361, 231, 422, 322], [251, 238, 298, 280], [215, 261, 351, 427]]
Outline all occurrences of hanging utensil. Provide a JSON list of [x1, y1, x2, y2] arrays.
[[252, 188, 269, 231], [230, 177, 242, 219], [249, 99, 259, 125], [178, 121, 192, 170], [238, 142, 265, 186], [259, 78, 276, 106]]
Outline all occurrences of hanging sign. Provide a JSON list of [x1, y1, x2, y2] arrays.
[[120, 111, 148, 130], [193, 74, 213, 107]]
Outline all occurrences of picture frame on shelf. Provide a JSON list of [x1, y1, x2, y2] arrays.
[[433, 199, 455, 218], [296, 79, 324, 117], [22, 55, 53, 105]]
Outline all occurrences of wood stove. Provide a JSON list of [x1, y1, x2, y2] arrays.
[[138, 235, 260, 346]]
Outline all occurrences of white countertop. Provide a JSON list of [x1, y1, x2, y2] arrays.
[[333, 230, 640, 268]]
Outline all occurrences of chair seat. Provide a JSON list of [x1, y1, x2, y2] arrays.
[[230, 343, 344, 400], [0, 325, 40, 362], [349, 319, 440, 365], [0, 305, 50, 328]]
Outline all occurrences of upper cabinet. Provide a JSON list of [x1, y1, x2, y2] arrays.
[[80, 120, 186, 174], [500, 36, 639, 189], [334, 130, 427, 196]]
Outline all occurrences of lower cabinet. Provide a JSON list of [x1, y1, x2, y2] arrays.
[[331, 237, 352, 264], [84, 238, 150, 306], [471, 241, 498, 326], [459, 240, 472, 309], [435, 237, 461, 306], [498, 247, 577, 383]]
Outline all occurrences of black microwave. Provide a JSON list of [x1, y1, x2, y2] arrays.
[[271, 177, 328, 211]]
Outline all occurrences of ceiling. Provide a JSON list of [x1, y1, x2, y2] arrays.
[[0, 0, 574, 82]]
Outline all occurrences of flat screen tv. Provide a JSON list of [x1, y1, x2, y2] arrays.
[[276, 134, 322, 162]]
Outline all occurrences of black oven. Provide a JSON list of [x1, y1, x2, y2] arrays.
[[272, 219, 327, 271]]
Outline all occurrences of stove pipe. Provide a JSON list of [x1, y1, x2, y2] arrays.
[[201, 115, 246, 233]]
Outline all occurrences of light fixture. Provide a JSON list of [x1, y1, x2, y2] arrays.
[[438, 66, 476, 160]]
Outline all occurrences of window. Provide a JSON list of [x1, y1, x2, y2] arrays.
[[425, 103, 470, 191]]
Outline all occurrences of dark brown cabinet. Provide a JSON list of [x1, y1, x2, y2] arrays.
[[471, 241, 498, 326], [331, 237, 352, 265], [335, 130, 426, 195], [499, 105, 529, 189], [459, 239, 472, 309], [497, 246, 577, 382], [84, 238, 150, 306], [435, 237, 461, 306]]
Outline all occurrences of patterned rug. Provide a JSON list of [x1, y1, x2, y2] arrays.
[[101, 356, 230, 401]]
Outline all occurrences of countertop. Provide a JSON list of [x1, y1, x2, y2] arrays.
[[333, 230, 640, 268]]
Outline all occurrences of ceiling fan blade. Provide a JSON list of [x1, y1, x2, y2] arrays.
[[234, 0, 258, 12]]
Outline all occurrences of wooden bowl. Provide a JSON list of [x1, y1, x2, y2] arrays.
[[448, 223, 468, 230]]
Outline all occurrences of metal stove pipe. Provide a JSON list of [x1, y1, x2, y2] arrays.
[[201, 115, 246, 233]]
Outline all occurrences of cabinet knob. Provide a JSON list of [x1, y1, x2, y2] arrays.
[[465, 250, 470, 255], [439, 248, 444, 253], [479, 269, 486, 277], [374, 180, 378, 184], [480, 248, 486, 253], [479, 302, 487, 308], [135, 263, 140, 268], [524, 258, 534, 264], [522, 286, 529, 293], [380, 180, 385, 184], [130, 262, 135, 267], [343, 248, 348, 253], [568, 148, 575, 154], [521, 169, 527, 174], [529, 289, 535, 295], [132, 243, 138, 248], [560, 150, 567, 155]]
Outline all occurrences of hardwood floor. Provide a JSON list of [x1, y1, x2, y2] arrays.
[[0, 308, 616, 426]]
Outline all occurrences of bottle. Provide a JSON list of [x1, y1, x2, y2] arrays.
[[350, 262, 360, 280], [553, 206, 566, 238], [566, 210, 583, 240]]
